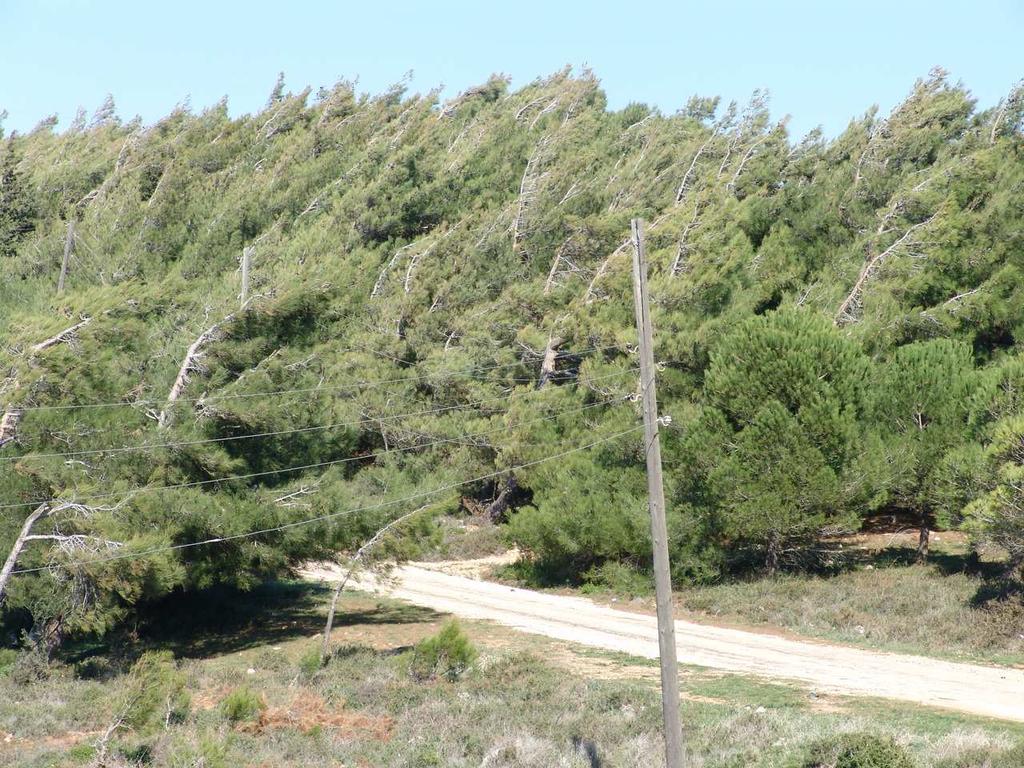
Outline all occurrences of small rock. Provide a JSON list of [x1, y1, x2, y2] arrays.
[[855, 625, 865, 634], [865, 564, 874, 570], [755, 706, 766, 713], [246, 668, 256, 675]]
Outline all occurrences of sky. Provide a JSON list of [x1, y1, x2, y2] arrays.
[[2, 0, 1022, 139]]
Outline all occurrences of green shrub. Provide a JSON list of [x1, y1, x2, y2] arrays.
[[65, 744, 96, 763], [253, 647, 289, 673], [410, 620, 477, 681], [9, 645, 51, 685], [298, 646, 324, 676], [117, 742, 154, 764], [581, 561, 652, 598], [219, 686, 266, 723], [993, 742, 1024, 768], [799, 732, 915, 768], [119, 651, 191, 732], [0, 647, 19, 677]]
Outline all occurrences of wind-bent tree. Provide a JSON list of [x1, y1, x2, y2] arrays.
[[0, 138, 35, 258]]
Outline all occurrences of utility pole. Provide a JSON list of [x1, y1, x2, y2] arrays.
[[240, 246, 253, 308], [631, 218, 684, 768], [57, 220, 75, 295]]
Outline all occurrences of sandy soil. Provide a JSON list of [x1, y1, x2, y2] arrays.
[[302, 559, 1024, 723]]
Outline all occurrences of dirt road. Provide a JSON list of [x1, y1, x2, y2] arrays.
[[303, 561, 1024, 722]]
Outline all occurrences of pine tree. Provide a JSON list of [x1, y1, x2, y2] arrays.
[[0, 138, 35, 258], [871, 339, 974, 559]]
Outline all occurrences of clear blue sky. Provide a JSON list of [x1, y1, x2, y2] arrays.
[[2, 0, 1022, 139]]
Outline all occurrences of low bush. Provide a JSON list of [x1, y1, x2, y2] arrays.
[[119, 651, 191, 731], [799, 732, 915, 768], [219, 686, 266, 723], [298, 646, 324, 676], [410, 620, 477, 681], [581, 561, 652, 597], [9, 645, 50, 685], [0, 647, 19, 676]]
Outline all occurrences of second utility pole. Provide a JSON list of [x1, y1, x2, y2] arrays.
[[631, 218, 684, 768]]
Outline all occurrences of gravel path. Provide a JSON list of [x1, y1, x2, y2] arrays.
[[302, 561, 1024, 722]]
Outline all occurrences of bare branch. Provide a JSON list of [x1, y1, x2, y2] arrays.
[[671, 200, 704, 277], [537, 337, 565, 389], [30, 318, 92, 354], [0, 406, 23, 448], [512, 138, 552, 261], [157, 313, 237, 428], [676, 131, 717, 203], [320, 504, 431, 663], [835, 214, 938, 325]]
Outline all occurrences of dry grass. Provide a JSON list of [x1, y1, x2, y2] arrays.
[[679, 561, 1024, 664], [0, 584, 1021, 768]]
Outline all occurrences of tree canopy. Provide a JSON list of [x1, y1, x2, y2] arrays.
[[1, 67, 1023, 642]]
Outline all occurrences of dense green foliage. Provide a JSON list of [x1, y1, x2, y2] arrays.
[[1, 68, 1023, 642], [409, 619, 478, 681], [798, 732, 916, 768]]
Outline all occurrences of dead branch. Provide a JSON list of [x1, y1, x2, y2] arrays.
[[404, 224, 462, 294], [989, 80, 1023, 145], [835, 214, 937, 325], [30, 318, 92, 354], [273, 480, 323, 508], [537, 337, 564, 389], [1, 319, 94, 447], [0, 501, 117, 604], [854, 117, 889, 187], [727, 131, 773, 191], [319, 504, 431, 663], [0, 406, 23, 448], [484, 474, 518, 522], [157, 312, 236, 428], [544, 234, 583, 295], [515, 95, 549, 122], [512, 138, 552, 261], [583, 239, 629, 304], [671, 200, 704, 277], [676, 131, 717, 203], [529, 98, 560, 130], [716, 128, 743, 178], [475, 203, 514, 249], [372, 242, 415, 298]]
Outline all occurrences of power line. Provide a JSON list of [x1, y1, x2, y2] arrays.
[[12, 343, 629, 413], [0, 368, 639, 463], [0, 396, 631, 511], [10, 424, 645, 575]]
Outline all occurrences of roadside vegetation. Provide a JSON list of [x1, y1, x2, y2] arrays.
[[2, 583, 1022, 768], [508, 535, 1024, 665]]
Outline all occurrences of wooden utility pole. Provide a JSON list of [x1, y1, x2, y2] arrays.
[[57, 220, 75, 295], [240, 246, 253, 308], [631, 218, 684, 767]]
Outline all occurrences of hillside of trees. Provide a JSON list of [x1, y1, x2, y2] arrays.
[[1, 67, 1023, 648]]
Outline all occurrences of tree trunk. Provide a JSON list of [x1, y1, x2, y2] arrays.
[[319, 503, 430, 665], [320, 571, 354, 665], [484, 474, 517, 522], [537, 337, 563, 389], [0, 503, 51, 604], [916, 514, 930, 562], [765, 534, 780, 576]]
